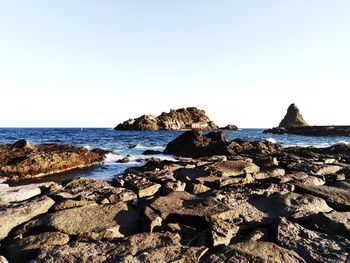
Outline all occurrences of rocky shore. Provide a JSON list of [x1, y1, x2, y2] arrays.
[[0, 140, 107, 181], [0, 132, 350, 262]]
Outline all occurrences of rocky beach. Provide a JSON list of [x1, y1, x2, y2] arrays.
[[0, 129, 350, 262]]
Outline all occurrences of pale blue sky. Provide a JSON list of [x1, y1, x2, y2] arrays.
[[0, 1, 349, 127]]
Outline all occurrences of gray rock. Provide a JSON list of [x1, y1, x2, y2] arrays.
[[277, 217, 350, 262], [203, 241, 305, 263], [0, 196, 54, 240]]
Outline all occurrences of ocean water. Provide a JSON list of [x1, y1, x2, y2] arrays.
[[0, 128, 349, 183]]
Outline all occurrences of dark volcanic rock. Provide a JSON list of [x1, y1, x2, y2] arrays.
[[220, 124, 238, 130], [264, 125, 350, 137], [115, 107, 218, 131], [278, 103, 309, 128], [0, 140, 106, 181]]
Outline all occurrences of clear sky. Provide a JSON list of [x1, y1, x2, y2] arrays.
[[0, 1, 349, 128]]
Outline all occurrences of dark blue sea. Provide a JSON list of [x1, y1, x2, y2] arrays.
[[1, 128, 349, 183]]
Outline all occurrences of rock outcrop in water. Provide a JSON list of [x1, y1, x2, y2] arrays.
[[1, 133, 350, 262], [264, 103, 350, 136], [115, 107, 218, 130], [278, 103, 309, 128], [220, 124, 238, 130], [0, 140, 107, 181]]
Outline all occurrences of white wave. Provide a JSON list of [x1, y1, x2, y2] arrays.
[[83, 145, 92, 150], [128, 154, 177, 162], [132, 144, 165, 150], [104, 153, 123, 163], [266, 138, 277, 143], [337, 140, 349, 145]]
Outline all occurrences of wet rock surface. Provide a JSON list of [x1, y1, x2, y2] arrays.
[[0, 140, 107, 181], [1, 133, 350, 262]]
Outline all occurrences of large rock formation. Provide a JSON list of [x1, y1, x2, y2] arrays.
[[115, 107, 218, 130], [278, 103, 309, 128], [0, 140, 107, 181]]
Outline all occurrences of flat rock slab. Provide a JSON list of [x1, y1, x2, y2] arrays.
[[203, 241, 305, 263], [150, 191, 237, 224], [0, 140, 105, 180], [277, 217, 350, 262], [295, 183, 350, 211], [205, 160, 260, 176], [38, 203, 140, 240], [36, 232, 190, 263], [0, 196, 54, 240]]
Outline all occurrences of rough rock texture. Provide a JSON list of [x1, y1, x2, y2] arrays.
[[278, 103, 309, 128], [220, 124, 238, 130], [115, 107, 218, 130], [203, 241, 305, 263], [277, 217, 350, 262], [0, 140, 106, 180], [0, 196, 55, 240], [311, 211, 350, 239]]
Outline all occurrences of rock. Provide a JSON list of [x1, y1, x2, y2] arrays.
[[186, 182, 211, 194], [162, 180, 186, 194], [0, 196, 55, 240], [115, 107, 218, 131], [278, 103, 309, 128], [53, 178, 137, 203], [295, 183, 350, 211], [0, 141, 106, 180], [277, 217, 350, 262], [310, 211, 350, 240], [26, 203, 140, 240], [6, 232, 69, 261], [36, 232, 189, 262], [220, 124, 238, 130], [203, 241, 305, 263], [117, 156, 130, 163], [142, 207, 162, 232], [205, 160, 260, 176], [150, 191, 236, 225], [142, 150, 162, 155], [210, 219, 239, 246], [265, 126, 350, 137], [115, 173, 161, 198]]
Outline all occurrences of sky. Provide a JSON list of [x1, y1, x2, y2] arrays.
[[0, 1, 349, 128]]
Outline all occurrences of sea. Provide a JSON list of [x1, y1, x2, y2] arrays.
[[1, 128, 349, 183]]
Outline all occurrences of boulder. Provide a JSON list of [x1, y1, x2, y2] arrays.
[[115, 107, 218, 131], [278, 103, 309, 128], [0, 196, 55, 240], [205, 160, 260, 176], [277, 217, 350, 262], [202, 241, 305, 263]]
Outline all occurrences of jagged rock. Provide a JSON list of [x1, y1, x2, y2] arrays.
[[117, 156, 130, 163], [36, 232, 186, 263], [22, 203, 140, 240], [115, 107, 217, 131], [203, 241, 305, 263], [115, 173, 161, 198], [142, 207, 162, 232], [310, 211, 350, 240], [279, 103, 309, 128], [162, 180, 186, 194], [0, 196, 55, 240], [220, 124, 238, 130], [52, 178, 137, 203], [0, 141, 106, 180], [210, 219, 239, 246], [277, 217, 350, 262]]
